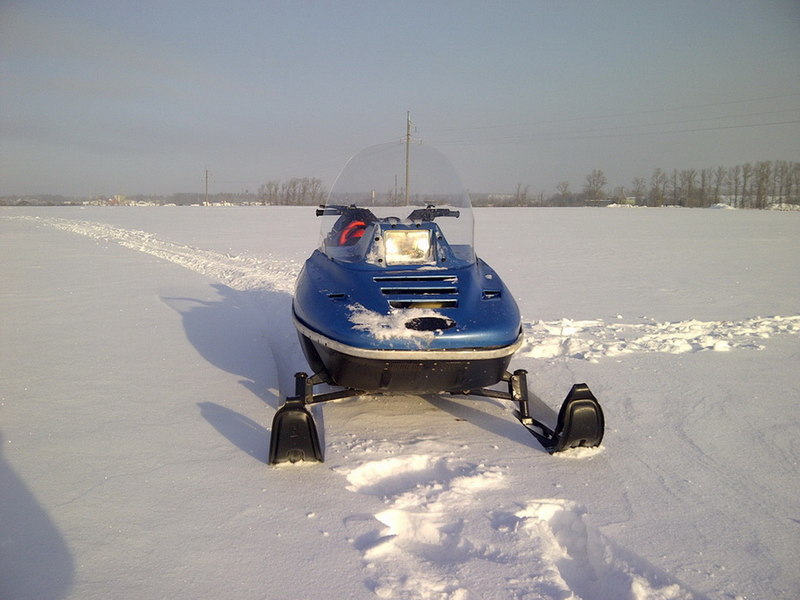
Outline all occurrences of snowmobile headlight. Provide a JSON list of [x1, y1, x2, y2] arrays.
[[383, 229, 433, 265]]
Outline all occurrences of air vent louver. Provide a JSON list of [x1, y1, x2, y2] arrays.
[[375, 274, 459, 309]]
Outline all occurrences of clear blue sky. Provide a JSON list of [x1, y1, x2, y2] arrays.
[[2, 0, 798, 197]]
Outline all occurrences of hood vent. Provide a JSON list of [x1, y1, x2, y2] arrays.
[[374, 274, 459, 309], [405, 316, 456, 331]]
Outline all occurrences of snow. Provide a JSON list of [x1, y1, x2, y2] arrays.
[[519, 315, 800, 361], [348, 303, 451, 344], [2, 206, 799, 600]]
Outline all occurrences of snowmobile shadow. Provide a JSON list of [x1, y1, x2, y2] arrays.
[[424, 393, 552, 453], [197, 402, 270, 463], [0, 428, 74, 599], [164, 283, 312, 461], [162, 283, 302, 410]]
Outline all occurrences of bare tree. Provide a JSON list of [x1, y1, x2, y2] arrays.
[[648, 168, 667, 206], [786, 162, 799, 205], [583, 169, 607, 202], [538, 159, 795, 211], [773, 161, 788, 204], [669, 169, 679, 205], [679, 169, 697, 206], [728, 165, 741, 207], [514, 183, 529, 206], [754, 161, 772, 209], [741, 163, 753, 208], [712, 166, 727, 205], [259, 181, 280, 205], [699, 168, 710, 207], [631, 177, 646, 205], [307, 178, 326, 205]]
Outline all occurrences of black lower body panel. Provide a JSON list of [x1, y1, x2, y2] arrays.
[[298, 332, 513, 393]]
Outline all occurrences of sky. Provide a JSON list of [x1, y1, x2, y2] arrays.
[[1, 0, 799, 197]]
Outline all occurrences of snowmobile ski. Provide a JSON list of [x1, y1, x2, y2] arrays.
[[267, 369, 604, 464], [519, 383, 605, 453], [268, 373, 323, 464], [268, 399, 322, 464], [465, 370, 604, 454]]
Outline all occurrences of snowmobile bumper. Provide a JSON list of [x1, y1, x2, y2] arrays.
[[295, 316, 523, 394]]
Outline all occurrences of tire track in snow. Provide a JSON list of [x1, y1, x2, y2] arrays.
[[339, 454, 694, 599]]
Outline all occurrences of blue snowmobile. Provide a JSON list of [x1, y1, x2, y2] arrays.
[[269, 138, 603, 463]]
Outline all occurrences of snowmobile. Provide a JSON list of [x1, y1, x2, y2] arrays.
[[269, 135, 603, 464]]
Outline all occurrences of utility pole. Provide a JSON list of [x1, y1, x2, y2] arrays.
[[405, 111, 411, 205], [204, 168, 209, 206]]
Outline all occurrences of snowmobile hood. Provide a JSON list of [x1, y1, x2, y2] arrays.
[[292, 249, 522, 352], [294, 139, 521, 355]]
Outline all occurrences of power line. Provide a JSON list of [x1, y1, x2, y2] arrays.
[[557, 119, 800, 141], [432, 117, 800, 146], [431, 92, 800, 135]]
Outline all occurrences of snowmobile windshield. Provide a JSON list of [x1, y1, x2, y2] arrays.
[[319, 141, 475, 266]]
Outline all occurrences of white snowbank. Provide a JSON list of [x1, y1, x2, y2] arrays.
[[519, 315, 800, 361], [768, 202, 800, 211]]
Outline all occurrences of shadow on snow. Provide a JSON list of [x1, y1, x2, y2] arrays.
[[0, 428, 74, 600], [163, 283, 303, 464]]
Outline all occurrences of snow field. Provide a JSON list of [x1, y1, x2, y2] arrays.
[[9, 212, 796, 365], [2, 206, 799, 600]]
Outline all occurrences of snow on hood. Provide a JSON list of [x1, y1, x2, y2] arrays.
[[347, 303, 450, 344]]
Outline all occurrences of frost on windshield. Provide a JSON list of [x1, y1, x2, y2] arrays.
[[319, 142, 475, 266]]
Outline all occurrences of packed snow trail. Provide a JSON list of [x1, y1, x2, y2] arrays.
[[5, 215, 306, 396], [5, 215, 298, 294]]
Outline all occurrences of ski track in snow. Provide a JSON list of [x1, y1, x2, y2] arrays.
[[336, 453, 693, 599], [8, 215, 798, 364]]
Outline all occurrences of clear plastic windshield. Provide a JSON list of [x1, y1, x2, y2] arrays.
[[319, 141, 475, 266]]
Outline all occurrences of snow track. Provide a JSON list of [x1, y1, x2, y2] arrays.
[[5, 214, 310, 397], [7, 215, 298, 295]]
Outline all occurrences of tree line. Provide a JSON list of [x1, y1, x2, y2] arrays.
[[4, 162, 798, 208], [481, 160, 800, 208], [256, 177, 325, 206]]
